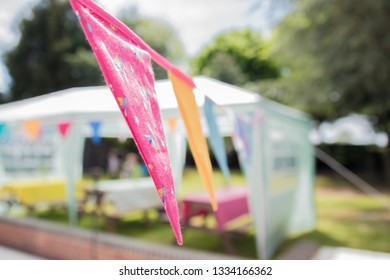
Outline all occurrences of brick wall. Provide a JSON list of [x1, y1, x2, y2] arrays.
[[0, 217, 237, 260]]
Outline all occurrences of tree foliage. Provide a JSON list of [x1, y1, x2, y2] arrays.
[[6, 0, 102, 101], [191, 29, 279, 86], [5, 0, 186, 101], [260, 0, 390, 177], [265, 0, 390, 124]]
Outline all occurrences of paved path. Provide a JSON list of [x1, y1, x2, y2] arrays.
[[313, 246, 390, 260], [0, 245, 43, 260], [1, 242, 390, 260], [277, 240, 390, 260]]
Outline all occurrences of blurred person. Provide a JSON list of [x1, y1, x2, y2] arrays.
[[119, 152, 139, 178], [107, 151, 120, 179]]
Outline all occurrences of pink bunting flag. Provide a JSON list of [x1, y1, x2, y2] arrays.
[[57, 122, 71, 138], [70, 0, 182, 244]]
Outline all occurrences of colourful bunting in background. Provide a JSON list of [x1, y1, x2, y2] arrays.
[[169, 71, 217, 211], [57, 122, 71, 138], [89, 121, 101, 145], [233, 114, 252, 163], [0, 123, 5, 138], [70, 0, 182, 244], [232, 110, 263, 165], [232, 110, 263, 178], [70, 0, 216, 218], [24, 120, 41, 141], [0, 123, 9, 143], [204, 97, 231, 184], [167, 118, 178, 133]]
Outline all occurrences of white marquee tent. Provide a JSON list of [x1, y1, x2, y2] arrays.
[[0, 76, 315, 259]]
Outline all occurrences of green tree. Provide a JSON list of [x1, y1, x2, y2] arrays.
[[267, 0, 390, 122], [5, 0, 186, 101], [6, 0, 102, 101], [246, 10, 335, 120], [191, 29, 279, 86], [265, 0, 390, 178]]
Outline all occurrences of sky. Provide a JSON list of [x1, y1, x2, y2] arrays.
[[0, 0, 289, 94]]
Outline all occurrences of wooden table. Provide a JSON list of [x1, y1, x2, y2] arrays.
[[79, 178, 163, 231], [181, 186, 250, 254]]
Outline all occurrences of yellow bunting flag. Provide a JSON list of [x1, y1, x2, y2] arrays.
[[167, 118, 178, 133], [24, 120, 41, 141], [168, 71, 217, 210]]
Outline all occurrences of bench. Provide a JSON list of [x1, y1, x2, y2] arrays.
[[0, 179, 88, 213]]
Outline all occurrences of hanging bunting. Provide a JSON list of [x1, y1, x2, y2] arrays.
[[0, 123, 8, 143], [70, 0, 182, 244], [89, 121, 101, 145], [57, 122, 72, 139], [24, 120, 41, 141], [0, 123, 12, 144], [204, 97, 231, 184], [169, 71, 217, 211], [232, 114, 252, 163], [70, 0, 216, 214], [167, 118, 178, 134], [0, 123, 5, 138]]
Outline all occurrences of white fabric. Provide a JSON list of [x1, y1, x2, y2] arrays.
[[0, 76, 315, 259], [0, 77, 260, 123], [96, 178, 161, 213]]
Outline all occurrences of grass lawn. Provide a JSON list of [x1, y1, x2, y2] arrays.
[[33, 169, 390, 259], [275, 173, 390, 257]]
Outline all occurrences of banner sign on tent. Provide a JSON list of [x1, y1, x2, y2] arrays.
[[70, 0, 182, 244], [204, 97, 231, 184]]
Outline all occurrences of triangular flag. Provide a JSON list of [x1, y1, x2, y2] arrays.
[[204, 97, 231, 184], [71, 0, 216, 216], [167, 118, 178, 133], [168, 71, 217, 210], [0, 123, 5, 138], [89, 121, 101, 145], [233, 114, 252, 163], [57, 122, 71, 138], [70, 0, 182, 244], [24, 120, 41, 141], [0, 123, 10, 143]]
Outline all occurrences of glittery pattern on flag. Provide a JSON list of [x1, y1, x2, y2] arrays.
[[70, 0, 182, 244]]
